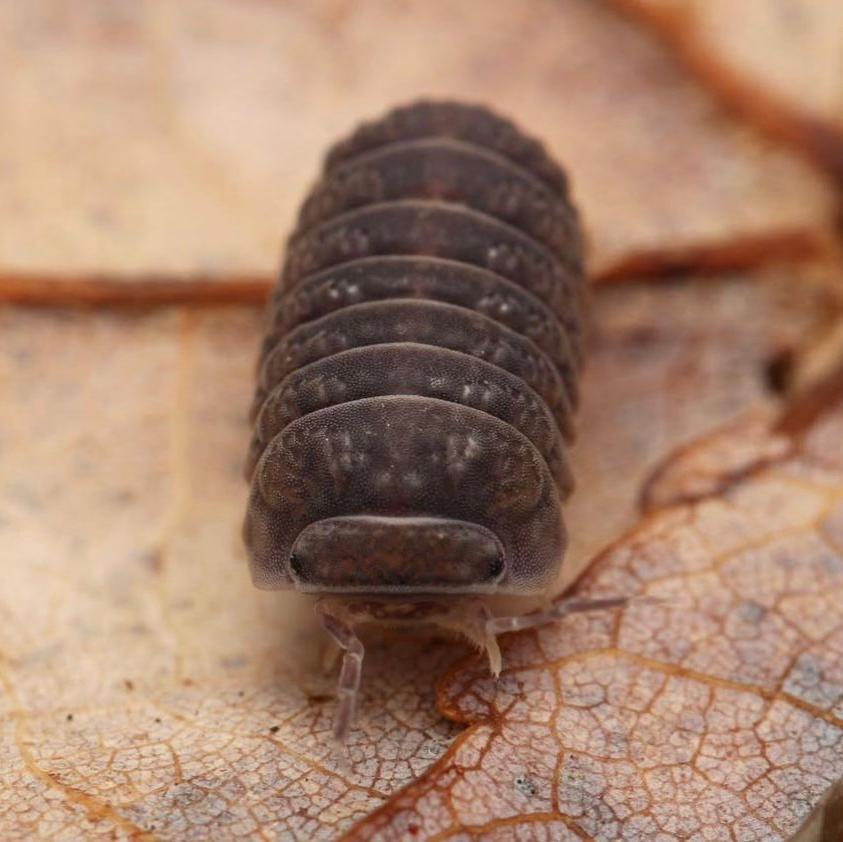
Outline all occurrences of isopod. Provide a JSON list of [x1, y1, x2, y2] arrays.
[[244, 101, 624, 744]]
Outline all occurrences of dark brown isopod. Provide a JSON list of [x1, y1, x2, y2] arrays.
[[244, 101, 622, 744]]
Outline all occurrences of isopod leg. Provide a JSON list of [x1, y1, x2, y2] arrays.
[[320, 637, 342, 676], [471, 604, 504, 677], [316, 604, 365, 745], [484, 596, 629, 637]]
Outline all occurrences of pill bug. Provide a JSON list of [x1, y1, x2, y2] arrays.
[[244, 101, 623, 743]]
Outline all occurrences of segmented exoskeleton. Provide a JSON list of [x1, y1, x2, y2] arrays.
[[244, 101, 621, 743]]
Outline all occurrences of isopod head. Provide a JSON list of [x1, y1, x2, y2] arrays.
[[244, 395, 565, 595]]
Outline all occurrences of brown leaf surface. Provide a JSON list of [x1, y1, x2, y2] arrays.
[[341, 367, 843, 840], [0, 307, 466, 840], [566, 264, 838, 579], [0, 269, 835, 840], [0, 0, 835, 302], [611, 0, 843, 181]]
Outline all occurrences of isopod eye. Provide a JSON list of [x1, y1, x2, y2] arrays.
[[288, 552, 304, 580]]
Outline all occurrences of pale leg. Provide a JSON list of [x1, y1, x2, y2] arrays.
[[484, 596, 629, 640], [316, 605, 365, 745]]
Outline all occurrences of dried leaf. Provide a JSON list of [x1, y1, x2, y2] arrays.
[[611, 0, 843, 180], [0, 0, 834, 301], [567, 265, 837, 577], [0, 308, 465, 840], [342, 369, 843, 840], [0, 268, 835, 839]]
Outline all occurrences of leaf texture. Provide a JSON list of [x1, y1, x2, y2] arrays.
[[342, 365, 843, 841], [0, 271, 834, 840], [612, 0, 843, 181], [0, 0, 834, 300]]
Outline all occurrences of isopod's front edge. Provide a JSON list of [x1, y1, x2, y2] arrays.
[[244, 396, 566, 594], [244, 99, 583, 602]]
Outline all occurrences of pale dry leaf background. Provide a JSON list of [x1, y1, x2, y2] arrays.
[[0, 0, 837, 297], [610, 0, 843, 181], [563, 267, 839, 575], [3, 1, 843, 841]]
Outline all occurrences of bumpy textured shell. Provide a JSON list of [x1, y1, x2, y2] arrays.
[[244, 101, 584, 595]]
